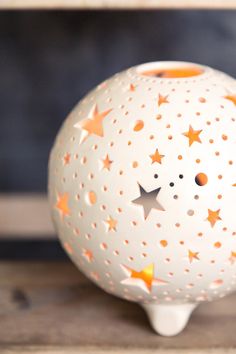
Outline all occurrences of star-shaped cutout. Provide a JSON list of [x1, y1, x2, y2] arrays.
[[229, 251, 236, 265], [188, 250, 200, 263], [121, 263, 167, 294], [63, 153, 71, 165], [105, 216, 117, 232], [183, 125, 202, 146], [82, 249, 93, 263], [102, 154, 113, 171], [132, 184, 165, 220], [74, 104, 112, 143], [206, 209, 222, 228], [150, 148, 164, 164], [224, 95, 236, 105], [55, 193, 70, 218], [158, 94, 169, 107]]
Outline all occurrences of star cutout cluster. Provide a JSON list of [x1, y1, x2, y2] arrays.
[[49, 63, 236, 304]]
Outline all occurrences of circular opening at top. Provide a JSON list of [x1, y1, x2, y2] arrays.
[[137, 62, 204, 79]]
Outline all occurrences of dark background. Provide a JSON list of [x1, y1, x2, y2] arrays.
[[1, 10, 236, 192], [1, 10, 236, 258]]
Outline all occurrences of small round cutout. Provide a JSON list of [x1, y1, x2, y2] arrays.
[[187, 209, 194, 216]]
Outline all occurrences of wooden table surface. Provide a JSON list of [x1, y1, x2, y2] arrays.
[[0, 260, 235, 353]]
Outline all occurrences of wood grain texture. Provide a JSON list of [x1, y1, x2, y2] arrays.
[[0, 261, 236, 353], [1, 349, 236, 354], [0, 0, 236, 9], [0, 194, 54, 239]]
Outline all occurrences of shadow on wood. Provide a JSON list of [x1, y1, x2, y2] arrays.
[[0, 261, 235, 351]]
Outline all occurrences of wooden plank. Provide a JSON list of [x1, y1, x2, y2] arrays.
[[1, 348, 236, 354], [0, 0, 236, 9], [0, 260, 236, 353], [0, 194, 55, 239]]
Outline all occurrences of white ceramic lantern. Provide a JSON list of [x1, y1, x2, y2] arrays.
[[48, 61, 236, 336]]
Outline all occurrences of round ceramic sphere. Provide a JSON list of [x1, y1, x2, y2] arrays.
[[49, 61, 236, 336]]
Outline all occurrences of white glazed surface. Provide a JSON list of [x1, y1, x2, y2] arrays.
[[49, 61, 236, 307]]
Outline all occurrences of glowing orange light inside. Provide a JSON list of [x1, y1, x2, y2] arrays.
[[195, 173, 208, 186], [88, 191, 97, 205], [133, 120, 144, 132], [56, 193, 70, 217], [224, 95, 236, 105], [141, 67, 203, 78], [130, 263, 155, 291], [160, 240, 168, 247]]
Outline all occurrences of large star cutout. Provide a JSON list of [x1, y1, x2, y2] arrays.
[[183, 125, 202, 146], [206, 209, 222, 228], [132, 184, 165, 220], [150, 148, 164, 164], [74, 104, 112, 143], [224, 95, 236, 106], [121, 263, 167, 294], [158, 94, 169, 106], [55, 193, 70, 218], [188, 250, 200, 263]]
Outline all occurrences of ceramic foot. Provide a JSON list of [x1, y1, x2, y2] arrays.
[[142, 302, 197, 336]]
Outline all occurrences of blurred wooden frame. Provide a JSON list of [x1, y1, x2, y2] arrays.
[[0, 194, 55, 239], [0, 0, 236, 9]]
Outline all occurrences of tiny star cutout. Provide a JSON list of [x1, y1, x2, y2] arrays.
[[229, 251, 236, 265], [183, 125, 202, 146], [55, 193, 70, 218], [102, 154, 113, 171], [188, 250, 200, 263], [74, 104, 112, 143], [83, 249, 93, 263], [224, 95, 236, 105], [105, 216, 117, 232], [206, 209, 222, 228], [132, 184, 165, 220], [150, 148, 164, 164], [63, 153, 71, 165], [121, 263, 167, 293], [158, 94, 169, 106]]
